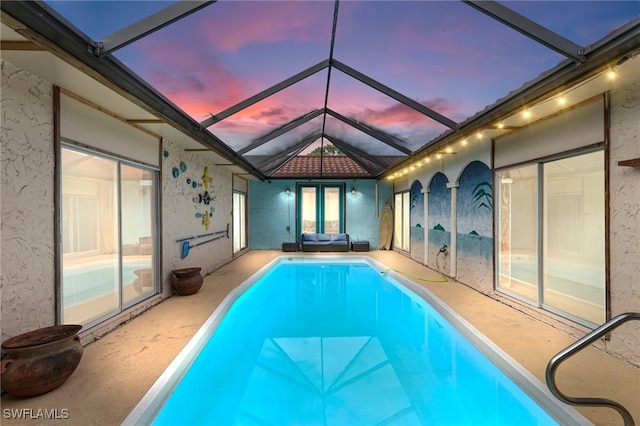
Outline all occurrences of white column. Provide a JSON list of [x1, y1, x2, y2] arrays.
[[446, 182, 459, 278], [421, 187, 429, 266]]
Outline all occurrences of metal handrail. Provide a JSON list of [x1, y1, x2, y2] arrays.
[[546, 312, 640, 426]]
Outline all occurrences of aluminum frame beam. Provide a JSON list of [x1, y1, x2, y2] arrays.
[[325, 109, 413, 155], [323, 134, 384, 177], [98, 1, 215, 56], [201, 60, 330, 128], [237, 109, 324, 155], [262, 133, 322, 175], [464, 1, 586, 63], [332, 59, 459, 130]]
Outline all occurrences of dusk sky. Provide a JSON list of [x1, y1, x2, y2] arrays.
[[47, 1, 639, 157]]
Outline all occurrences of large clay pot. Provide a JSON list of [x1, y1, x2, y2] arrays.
[[1, 324, 83, 397], [171, 267, 203, 296]]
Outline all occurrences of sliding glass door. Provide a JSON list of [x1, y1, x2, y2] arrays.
[[297, 184, 344, 239], [496, 150, 605, 325], [61, 145, 158, 327], [394, 192, 410, 252], [233, 191, 247, 253]]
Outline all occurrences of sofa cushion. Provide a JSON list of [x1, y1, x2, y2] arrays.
[[317, 233, 331, 241], [331, 233, 346, 242], [302, 234, 317, 242]]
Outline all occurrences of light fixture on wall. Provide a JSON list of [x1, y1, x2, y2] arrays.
[[285, 188, 290, 194], [351, 188, 356, 194]]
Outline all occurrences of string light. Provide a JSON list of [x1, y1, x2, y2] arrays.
[[497, 121, 505, 129], [461, 139, 467, 146], [476, 131, 483, 140], [558, 95, 567, 106], [523, 108, 531, 119], [607, 68, 616, 80], [445, 146, 453, 154]]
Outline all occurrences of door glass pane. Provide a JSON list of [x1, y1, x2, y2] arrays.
[[496, 165, 538, 302], [323, 187, 340, 234], [543, 151, 605, 324], [121, 164, 155, 306], [301, 187, 317, 234], [62, 148, 120, 324], [394, 193, 403, 249], [233, 192, 246, 253], [402, 192, 410, 251]]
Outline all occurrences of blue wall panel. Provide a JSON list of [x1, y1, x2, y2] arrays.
[[249, 180, 392, 250]]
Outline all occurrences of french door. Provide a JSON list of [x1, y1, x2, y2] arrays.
[[297, 184, 344, 240]]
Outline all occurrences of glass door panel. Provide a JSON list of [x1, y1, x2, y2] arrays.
[[62, 149, 120, 324], [323, 187, 340, 234], [233, 192, 247, 253], [543, 151, 605, 324], [121, 164, 155, 306], [61, 145, 158, 328], [394, 192, 410, 252], [301, 187, 317, 234], [394, 193, 403, 249], [496, 165, 538, 302]]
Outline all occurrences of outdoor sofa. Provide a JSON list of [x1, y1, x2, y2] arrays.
[[301, 233, 350, 252]]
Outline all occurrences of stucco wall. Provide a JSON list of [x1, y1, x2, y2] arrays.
[[248, 179, 392, 250], [608, 78, 640, 366], [161, 140, 234, 295], [1, 60, 56, 341]]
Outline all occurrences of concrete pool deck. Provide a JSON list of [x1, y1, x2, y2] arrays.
[[2, 250, 638, 425]]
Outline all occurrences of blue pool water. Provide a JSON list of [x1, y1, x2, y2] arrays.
[[128, 258, 586, 426]]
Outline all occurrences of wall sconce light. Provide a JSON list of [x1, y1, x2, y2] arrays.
[[351, 188, 356, 194], [285, 188, 290, 194]]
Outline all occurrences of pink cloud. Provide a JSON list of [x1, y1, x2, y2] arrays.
[[195, 2, 332, 52]]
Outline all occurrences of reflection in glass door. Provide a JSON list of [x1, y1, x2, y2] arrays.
[[61, 145, 157, 328], [496, 150, 605, 325], [297, 184, 344, 239]]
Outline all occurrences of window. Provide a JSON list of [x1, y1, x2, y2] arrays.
[[496, 150, 605, 325], [394, 192, 410, 252], [61, 145, 158, 327], [233, 191, 247, 253]]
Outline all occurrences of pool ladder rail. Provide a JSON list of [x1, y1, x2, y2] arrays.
[[546, 312, 640, 426]]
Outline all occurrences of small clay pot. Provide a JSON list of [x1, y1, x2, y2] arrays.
[[1, 324, 83, 397], [171, 267, 203, 296]]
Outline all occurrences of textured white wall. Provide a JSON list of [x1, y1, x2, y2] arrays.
[[608, 77, 640, 366], [1, 60, 56, 341], [161, 140, 234, 297]]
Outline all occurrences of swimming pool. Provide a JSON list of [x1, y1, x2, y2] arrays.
[[124, 256, 589, 425]]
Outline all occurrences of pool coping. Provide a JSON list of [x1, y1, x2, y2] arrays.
[[123, 254, 592, 425]]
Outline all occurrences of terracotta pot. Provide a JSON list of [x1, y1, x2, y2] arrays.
[[171, 267, 203, 296], [1, 324, 83, 397]]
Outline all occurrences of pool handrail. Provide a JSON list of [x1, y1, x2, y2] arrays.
[[546, 312, 640, 426]]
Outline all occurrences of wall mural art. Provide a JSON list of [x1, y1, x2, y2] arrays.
[[456, 161, 493, 290], [410, 180, 424, 263], [427, 172, 451, 273], [166, 155, 218, 231]]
